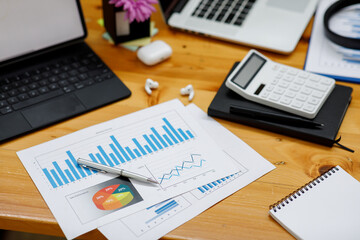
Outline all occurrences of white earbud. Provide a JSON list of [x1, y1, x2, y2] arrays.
[[180, 84, 194, 101], [145, 78, 159, 95]]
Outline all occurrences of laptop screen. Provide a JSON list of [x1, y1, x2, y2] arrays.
[[0, 0, 86, 64]]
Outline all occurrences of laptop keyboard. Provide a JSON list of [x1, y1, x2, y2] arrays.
[[192, 0, 256, 26], [0, 51, 114, 115]]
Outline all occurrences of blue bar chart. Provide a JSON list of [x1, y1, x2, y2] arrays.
[[39, 116, 195, 189], [120, 196, 191, 236], [191, 165, 248, 200]]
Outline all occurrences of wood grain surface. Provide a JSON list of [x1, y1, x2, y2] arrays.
[[1, 1, 359, 239]]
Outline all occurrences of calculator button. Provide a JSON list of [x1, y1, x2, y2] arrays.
[[280, 97, 292, 105], [269, 94, 281, 101], [272, 64, 280, 71], [271, 79, 279, 85], [291, 100, 303, 109], [279, 81, 289, 88], [283, 75, 294, 82], [276, 73, 283, 79], [315, 84, 328, 92], [289, 84, 301, 92], [274, 87, 285, 95], [300, 88, 312, 95], [311, 91, 324, 99], [305, 83, 328, 92], [280, 67, 288, 73], [309, 75, 320, 82], [265, 85, 274, 91], [284, 91, 296, 98], [308, 98, 319, 105], [296, 94, 308, 102], [303, 104, 315, 113], [260, 91, 270, 98], [288, 69, 298, 76], [320, 78, 333, 86], [294, 78, 305, 85], [299, 72, 310, 79]]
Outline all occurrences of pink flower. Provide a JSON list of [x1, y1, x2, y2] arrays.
[[109, 0, 158, 23]]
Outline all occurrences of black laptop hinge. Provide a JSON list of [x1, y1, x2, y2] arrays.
[[174, 0, 188, 13]]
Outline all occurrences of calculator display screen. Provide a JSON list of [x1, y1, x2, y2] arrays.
[[231, 53, 266, 89]]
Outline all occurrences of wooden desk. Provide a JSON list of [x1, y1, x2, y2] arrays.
[[1, 1, 359, 239]]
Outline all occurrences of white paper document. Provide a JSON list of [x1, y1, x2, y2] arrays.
[[98, 104, 275, 240], [17, 99, 240, 239], [305, 0, 360, 83]]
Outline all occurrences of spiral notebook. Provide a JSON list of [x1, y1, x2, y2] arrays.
[[269, 166, 360, 240]]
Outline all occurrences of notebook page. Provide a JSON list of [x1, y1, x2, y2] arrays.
[[269, 166, 360, 240]]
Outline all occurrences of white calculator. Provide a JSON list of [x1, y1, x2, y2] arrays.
[[225, 49, 335, 119]]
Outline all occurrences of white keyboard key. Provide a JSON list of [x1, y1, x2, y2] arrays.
[[291, 100, 303, 109], [315, 84, 328, 92], [279, 81, 289, 88], [274, 87, 285, 95], [283, 75, 294, 82], [289, 84, 301, 92], [271, 79, 279, 85], [294, 78, 305, 85], [288, 69, 298, 76], [312, 91, 324, 99], [320, 78, 334, 86], [285, 91, 296, 98], [272, 64, 280, 71], [266, 85, 274, 91], [296, 94, 308, 102], [303, 104, 315, 112], [260, 91, 270, 98], [269, 93, 281, 101], [309, 74, 320, 82], [299, 72, 310, 79], [300, 87, 312, 95], [305, 83, 328, 92], [280, 97, 292, 105], [280, 67, 288, 73], [308, 97, 319, 105]]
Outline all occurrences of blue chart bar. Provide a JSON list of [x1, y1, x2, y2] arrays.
[[53, 162, 69, 184], [163, 134, 173, 146], [43, 169, 57, 188], [178, 128, 189, 140], [42, 117, 195, 188], [64, 169, 75, 182], [144, 145, 152, 153], [163, 118, 183, 142], [145, 200, 179, 224], [50, 169, 63, 186], [186, 130, 194, 139], [150, 134, 163, 150], [197, 174, 236, 193], [109, 144, 125, 163], [163, 126, 179, 144]]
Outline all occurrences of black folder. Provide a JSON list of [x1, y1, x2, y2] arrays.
[[208, 62, 353, 148]]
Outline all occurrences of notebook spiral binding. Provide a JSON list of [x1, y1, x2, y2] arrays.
[[269, 166, 340, 212]]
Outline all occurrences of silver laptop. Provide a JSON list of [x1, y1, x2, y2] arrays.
[[159, 0, 318, 54]]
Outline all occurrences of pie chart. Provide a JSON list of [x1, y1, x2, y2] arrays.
[[92, 184, 134, 210]]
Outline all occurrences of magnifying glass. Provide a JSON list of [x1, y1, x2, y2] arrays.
[[324, 0, 360, 60]]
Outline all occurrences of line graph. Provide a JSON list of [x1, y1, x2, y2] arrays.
[[158, 154, 206, 184], [144, 152, 212, 189]]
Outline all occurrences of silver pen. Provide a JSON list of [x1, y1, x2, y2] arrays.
[[77, 158, 158, 184]]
